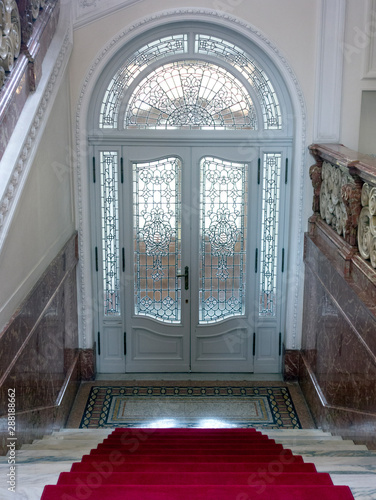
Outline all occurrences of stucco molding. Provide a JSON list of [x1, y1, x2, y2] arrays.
[[74, 0, 144, 29], [75, 7, 307, 350]]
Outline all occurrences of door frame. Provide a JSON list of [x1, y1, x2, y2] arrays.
[[91, 137, 291, 373]]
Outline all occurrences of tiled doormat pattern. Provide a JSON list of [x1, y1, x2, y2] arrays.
[[80, 385, 301, 429]]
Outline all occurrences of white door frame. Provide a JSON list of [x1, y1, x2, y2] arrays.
[[92, 139, 290, 373]]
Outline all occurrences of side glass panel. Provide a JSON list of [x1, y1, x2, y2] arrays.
[[259, 152, 282, 317], [100, 151, 121, 316], [133, 157, 182, 322], [199, 157, 247, 323]]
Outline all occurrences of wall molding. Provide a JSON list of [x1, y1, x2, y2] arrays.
[[74, 7, 307, 350], [313, 0, 346, 142], [362, 0, 376, 79], [74, 0, 144, 29]]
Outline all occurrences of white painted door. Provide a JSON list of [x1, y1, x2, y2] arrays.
[[124, 146, 191, 372], [93, 144, 288, 373], [121, 145, 256, 372]]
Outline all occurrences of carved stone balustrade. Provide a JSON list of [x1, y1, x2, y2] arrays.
[[0, 1, 21, 86], [0, 0, 59, 161], [309, 143, 376, 270], [301, 144, 376, 449]]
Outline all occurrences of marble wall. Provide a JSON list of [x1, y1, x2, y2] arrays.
[[299, 144, 376, 448], [0, 233, 94, 455]]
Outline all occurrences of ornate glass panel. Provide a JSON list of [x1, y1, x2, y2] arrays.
[[259, 153, 282, 316], [195, 34, 282, 129], [100, 151, 120, 316], [125, 61, 257, 130], [199, 157, 247, 323], [133, 157, 182, 322], [100, 35, 188, 128]]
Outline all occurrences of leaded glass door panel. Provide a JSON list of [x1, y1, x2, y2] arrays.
[[190, 148, 257, 372], [123, 147, 191, 372]]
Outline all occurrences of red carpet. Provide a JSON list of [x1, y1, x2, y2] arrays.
[[41, 428, 355, 499]]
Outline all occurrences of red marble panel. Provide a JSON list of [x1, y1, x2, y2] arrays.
[[0, 233, 79, 455], [301, 229, 376, 424]]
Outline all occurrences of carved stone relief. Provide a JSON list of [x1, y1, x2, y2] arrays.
[[319, 161, 361, 245], [358, 182, 376, 268], [0, 0, 21, 86], [0, 0, 50, 88]]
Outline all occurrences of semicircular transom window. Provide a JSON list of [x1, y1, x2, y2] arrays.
[[99, 32, 282, 130], [125, 60, 258, 130]]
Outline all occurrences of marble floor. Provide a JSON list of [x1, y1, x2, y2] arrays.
[[1, 375, 375, 499]]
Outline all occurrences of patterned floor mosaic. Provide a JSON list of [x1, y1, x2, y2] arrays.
[[79, 385, 301, 429]]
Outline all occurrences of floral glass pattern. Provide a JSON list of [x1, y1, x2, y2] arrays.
[[100, 35, 188, 128], [199, 157, 247, 323], [259, 153, 281, 316], [133, 157, 182, 322], [99, 32, 282, 131], [195, 34, 281, 129], [125, 61, 257, 130], [100, 151, 121, 316]]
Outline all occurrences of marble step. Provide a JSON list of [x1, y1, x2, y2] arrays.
[[310, 456, 376, 473], [22, 436, 367, 450], [258, 429, 335, 436], [3, 447, 374, 465]]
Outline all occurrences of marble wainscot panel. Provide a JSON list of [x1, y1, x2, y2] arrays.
[[283, 349, 301, 381], [0, 0, 60, 161], [0, 233, 84, 455], [300, 144, 376, 449]]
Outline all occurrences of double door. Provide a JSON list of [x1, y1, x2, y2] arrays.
[[93, 144, 287, 373]]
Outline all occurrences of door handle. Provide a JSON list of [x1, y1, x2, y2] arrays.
[[177, 266, 189, 290]]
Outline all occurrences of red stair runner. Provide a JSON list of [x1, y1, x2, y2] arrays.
[[41, 428, 355, 499]]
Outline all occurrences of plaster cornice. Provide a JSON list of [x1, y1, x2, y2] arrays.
[[74, 0, 145, 29]]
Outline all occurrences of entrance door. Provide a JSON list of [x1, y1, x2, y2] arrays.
[[124, 146, 256, 372], [93, 144, 287, 373]]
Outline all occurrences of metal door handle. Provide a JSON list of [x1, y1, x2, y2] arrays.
[[177, 266, 189, 290]]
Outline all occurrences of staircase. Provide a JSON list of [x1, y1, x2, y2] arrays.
[[0, 428, 374, 499]]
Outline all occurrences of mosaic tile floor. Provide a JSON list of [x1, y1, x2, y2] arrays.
[[67, 380, 314, 429]]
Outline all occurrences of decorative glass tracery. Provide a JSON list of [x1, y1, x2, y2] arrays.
[[100, 151, 120, 316], [100, 35, 188, 128], [195, 34, 281, 129], [259, 153, 281, 316], [199, 157, 247, 323], [133, 157, 182, 322], [99, 32, 283, 131], [125, 61, 257, 130]]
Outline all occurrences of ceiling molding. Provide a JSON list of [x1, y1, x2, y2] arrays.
[[74, 0, 145, 29]]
